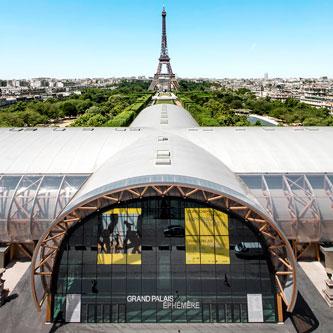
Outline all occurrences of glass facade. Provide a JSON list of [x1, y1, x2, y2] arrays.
[[239, 173, 333, 242], [52, 197, 277, 323], [0, 174, 88, 242]]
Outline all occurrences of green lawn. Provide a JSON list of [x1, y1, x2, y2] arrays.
[[155, 99, 175, 105]]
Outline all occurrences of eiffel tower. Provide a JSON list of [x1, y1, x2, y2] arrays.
[[149, 7, 179, 91]]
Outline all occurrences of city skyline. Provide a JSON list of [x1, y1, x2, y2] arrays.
[[1, 0, 333, 79]]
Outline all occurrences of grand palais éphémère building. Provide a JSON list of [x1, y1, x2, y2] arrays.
[[1, 102, 333, 325]]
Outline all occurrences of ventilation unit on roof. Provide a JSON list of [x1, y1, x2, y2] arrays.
[[82, 128, 94, 131], [156, 150, 170, 158], [155, 149, 171, 165], [306, 128, 319, 131], [156, 158, 171, 165], [53, 128, 66, 131]]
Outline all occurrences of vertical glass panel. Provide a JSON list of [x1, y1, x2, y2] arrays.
[[226, 304, 233, 323], [199, 208, 214, 235], [9, 175, 42, 240], [200, 236, 215, 264], [31, 176, 63, 239], [214, 210, 228, 235], [87, 304, 95, 323], [53, 295, 65, 322], [54, 175, 87, 218], [217, 303, 226, 323], [156, 303, 171, 323], [185, 208, 200, 235], [103, 304, 111, 323], [127, 303, 141, 322], [142, 303, 156, 323], [111, 304, 118, 323], [0, 176, 21, 219], [202, 303, 210, 323], [185, 236, 200, 264], [241, 303, 248, 323], [172, 305, 187, 322], [215, 235, 230, 264], [263, 296, 277, 323], [95, 304, 103, 323]]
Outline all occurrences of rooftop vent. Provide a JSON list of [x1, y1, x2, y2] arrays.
[[53, 128, 66, 131], [24, 128, 37, 131], [82, 128, 94, 131], [306, 128, 319, 131], [157, 150, 171, 158], [155, 149, 171, 165], [155, 158, 171, 165], [9, 128, 23, 132]]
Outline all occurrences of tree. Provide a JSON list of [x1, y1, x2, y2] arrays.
[[60, 101, 77, 117]]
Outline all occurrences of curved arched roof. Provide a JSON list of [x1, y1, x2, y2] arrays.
[[130, 104, 198, 128], [1, 103, 333, 243], [0, 112, 333, 174], [63, 132, 259, 215]]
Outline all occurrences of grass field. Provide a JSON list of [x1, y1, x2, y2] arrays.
[[155, 99, 175, 104]]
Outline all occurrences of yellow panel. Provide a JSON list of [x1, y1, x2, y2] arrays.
[[111, 253, 126, 264], [185, 208, 200, 236], [199, 208, 215, 236], [107, 208, 127, 215], [215, 235, 230, 264], [186, 235, 200, 264], [214, 210, 229, 235], [104, 208, 142, 216], [97, 254, 111, 265], [127, 208, 142, 215], [127, 253, 142, 265], [200, 236, 215, 264]]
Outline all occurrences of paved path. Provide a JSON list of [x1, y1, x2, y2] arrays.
[[298, 261, 327, 299], [287, 263, 333, 333], [0, 264, 50, 333], [3, 259, 30, 293], [50, 322, 292, 333]]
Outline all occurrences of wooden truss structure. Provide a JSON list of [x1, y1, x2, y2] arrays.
[[31, 183, 297, 320]]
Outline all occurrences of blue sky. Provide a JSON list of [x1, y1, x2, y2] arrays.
[[1, 0, 332, 79]]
